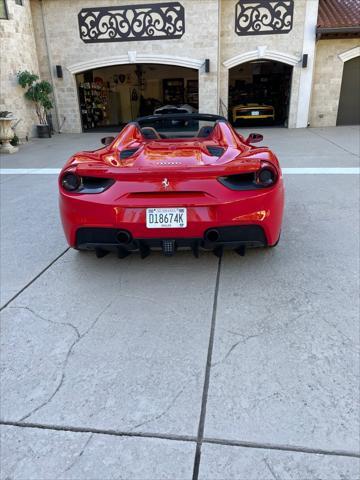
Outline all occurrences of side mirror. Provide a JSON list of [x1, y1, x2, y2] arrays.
[[245, 133, 263, 144], [101, 136, 115, 146]]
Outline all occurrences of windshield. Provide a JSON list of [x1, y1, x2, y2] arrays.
[[136, 114, 226, 140]]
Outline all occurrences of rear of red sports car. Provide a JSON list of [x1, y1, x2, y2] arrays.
[[59, 114, 284, 257]]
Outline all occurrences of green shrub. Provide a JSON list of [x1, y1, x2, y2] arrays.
[[17, 71, 53, 125]]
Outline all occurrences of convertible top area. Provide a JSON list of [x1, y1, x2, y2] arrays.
[[136, 113, 227, 123], [68, 114, 258, 174], [101, 115, 251, 171], [133, 113, 229, 140]]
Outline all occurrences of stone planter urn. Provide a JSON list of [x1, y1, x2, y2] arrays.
[[0, 117, 18, 154]]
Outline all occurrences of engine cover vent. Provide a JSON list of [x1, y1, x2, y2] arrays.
[[207, 146, 225, 157], [120, 148, 139, 160]]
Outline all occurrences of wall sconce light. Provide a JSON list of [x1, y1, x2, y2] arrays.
[[205, 59, 210, 73], [56, 65, 63, 78], [302, 54, 308, 68]]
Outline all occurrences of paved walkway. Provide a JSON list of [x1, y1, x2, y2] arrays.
[[0, 127, 359, 479]]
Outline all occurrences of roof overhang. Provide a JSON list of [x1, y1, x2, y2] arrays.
[[317, 26, 360, 40]]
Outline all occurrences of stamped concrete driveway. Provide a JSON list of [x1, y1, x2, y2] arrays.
[[0, 126, 359, 479]]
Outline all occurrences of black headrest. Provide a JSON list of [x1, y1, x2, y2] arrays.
[[197, 126, 214, 138], [141, 127, 159, 139]]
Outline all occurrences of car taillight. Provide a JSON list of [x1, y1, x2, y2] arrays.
[[60, 172, 114, 194], [256, 165, 277, 187], [61, 172, 80, 191], [218, 163, 278, 190], [218, 173, 256, 190]]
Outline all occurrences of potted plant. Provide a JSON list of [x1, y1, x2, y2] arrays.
[[0, 111, 18, 154], [17, 70, 53, 138]]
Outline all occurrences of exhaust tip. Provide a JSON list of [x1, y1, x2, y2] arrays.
[[117, 230, 132, 244], [205, 229, 220, 243]]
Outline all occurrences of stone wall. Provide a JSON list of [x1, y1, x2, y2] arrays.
[[310, 39, 360, 127], [30, 0, 220, 133], [0, 0, 40, 139]]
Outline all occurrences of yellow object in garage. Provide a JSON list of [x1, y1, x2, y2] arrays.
[[232, 103, 275, 121]]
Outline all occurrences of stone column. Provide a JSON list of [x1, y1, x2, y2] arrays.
[[198, 70, 219, 115], [296, 0, 319, 128]]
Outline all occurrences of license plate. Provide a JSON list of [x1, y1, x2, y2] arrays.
[[251, 111, 260, 116], [146, 208, 187, 228]]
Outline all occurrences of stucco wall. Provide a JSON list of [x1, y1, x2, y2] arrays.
[[31, 0, 220, 133], [219, 0, 307, 128], [0, 0, 40, 139], [310, 39, 360, 127]]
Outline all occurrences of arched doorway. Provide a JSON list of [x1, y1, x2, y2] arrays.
[[337, 56, 360, 126], [228, 60, 293, 127], [75, 63, 199, 131]]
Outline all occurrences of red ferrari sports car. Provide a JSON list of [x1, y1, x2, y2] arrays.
[[59, 114, 284, 257]]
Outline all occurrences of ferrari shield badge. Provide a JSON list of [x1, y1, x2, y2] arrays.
[[162, 178, 170, 189]]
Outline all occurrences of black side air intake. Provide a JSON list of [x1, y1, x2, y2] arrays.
[[206, 146, 225, 157], [120, 148, 139, 160]]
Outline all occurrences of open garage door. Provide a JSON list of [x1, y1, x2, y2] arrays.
[[337, 57, 360, 126], [229, 60, 293, 127], [76, 64, 199, 132]]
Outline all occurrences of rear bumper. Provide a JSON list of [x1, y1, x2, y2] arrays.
[[233, 116, 275, 124], [76, 225, 268, 252], [234, 114, 274, 120]]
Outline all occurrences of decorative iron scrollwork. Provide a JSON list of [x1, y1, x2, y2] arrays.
[[78, 2, 185, 43], [235, 1, 294, 36]]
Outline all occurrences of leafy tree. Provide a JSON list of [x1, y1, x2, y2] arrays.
[[17, 71, 53, 125]]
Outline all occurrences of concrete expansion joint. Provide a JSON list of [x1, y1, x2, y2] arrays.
[[192, 256, 222, 480], [0, 420, 359, 460]]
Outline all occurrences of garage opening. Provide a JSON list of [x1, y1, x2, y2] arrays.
[[337, 56, 360, 126], [228, 60, 293, 127], [76, 64, 199, 132]]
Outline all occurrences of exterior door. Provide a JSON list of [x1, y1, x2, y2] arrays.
[[337, 57, 360, 125]]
